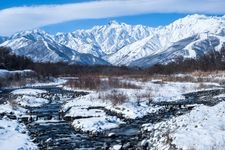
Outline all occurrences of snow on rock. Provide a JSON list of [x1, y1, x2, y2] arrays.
[[214, 93, 225, 98], [11, 88, 49, 108], [0, 117, 37, 150], [15, 95, 49, 107], [72, 116, 124, 133], [0, 102, 26, 117], [0, 103, 13, 114], [65, 108, 106, 118], [11, 88, 47, 96], [111, 144, 122, 150], [143, 101, 225, 150]]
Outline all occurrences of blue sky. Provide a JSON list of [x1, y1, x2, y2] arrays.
[[42, 13, 188, 34], [0, 0, 224, 35]]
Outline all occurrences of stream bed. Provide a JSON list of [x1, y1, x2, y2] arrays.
[[0, 87, 225, 149]]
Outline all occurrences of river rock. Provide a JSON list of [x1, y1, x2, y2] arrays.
[[108, 132, 116, 138], [112, 144, 122, 150], [140, 139, 148, 147]]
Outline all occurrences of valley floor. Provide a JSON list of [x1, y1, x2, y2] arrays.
[[0, 73, 225, 149]]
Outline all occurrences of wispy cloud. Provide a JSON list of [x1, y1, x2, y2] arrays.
[[0, 0, 224, 35]]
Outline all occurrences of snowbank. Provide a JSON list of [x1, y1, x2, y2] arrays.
[[16, 95, 49, 107], [72, 116, 124, 133], [11, 88, 47, 96], [0, 117, 37, 150], [143, 101, 225, 150]]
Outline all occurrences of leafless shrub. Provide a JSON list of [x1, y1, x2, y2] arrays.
[[158, 75, 196, 83], [66, 76, 140, 90], [108, 77, 141, 89], [197, 82, 215, 90], [162, 131, 177, 150], [8, 96, 18, 109], [136, 90, 153, 105], [103, 90, 127, 106]]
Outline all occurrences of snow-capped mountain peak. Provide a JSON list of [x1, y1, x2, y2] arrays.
[[1, 14, 225, 68]]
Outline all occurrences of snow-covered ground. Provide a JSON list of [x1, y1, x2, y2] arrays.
[[62, 79, 221, 133], [15, 95, 49, 107], [0, 117, 37, 150], [26, 78, 67, 87], [11, 88, 47, 96], [72, 115, 124, 133], [11, 88, 49, 107], [0, 88, 51, 149], [142, 99, 225, 150], [0, 69, 35, 79], [0, 76, 224, 149]]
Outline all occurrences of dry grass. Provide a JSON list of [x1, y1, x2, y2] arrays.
[[136, 90, 153, 105], [66, 76, 101, 90], [8, 96, 18, 109], [139, 70, 225, 83], [107, 77, 141, 89], [66, 76, 141, 90], [196, 82, 216, 90], [0, 77, 38, 88]]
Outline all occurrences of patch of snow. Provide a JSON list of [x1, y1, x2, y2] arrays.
[[16, 95, 49, 107], [111, 144, 122, 150], [0, 69, 35, 79], [11, 88, 47, 96], [0, 117, 37, 150], [214, 93, 225, 98], [65, 108, 105, 118], [0, 103, 13, 114], [0, 102, 26, 117], [27, 78, 67, 87], [72, 116, 124, 133], [143, 101, 225, 150]]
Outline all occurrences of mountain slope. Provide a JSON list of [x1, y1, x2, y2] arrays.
[[1, 14, 225, 68], [130, 34, 225, 68], [0, 36, 7, 44], [0, 30, 109, 65], [54, 21, 154, 58], [108, 15, 225, 67]]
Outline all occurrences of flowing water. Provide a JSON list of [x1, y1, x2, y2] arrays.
[[0, 86, 224, 149]]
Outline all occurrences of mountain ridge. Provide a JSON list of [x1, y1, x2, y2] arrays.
[[1, 14, 225, 67]]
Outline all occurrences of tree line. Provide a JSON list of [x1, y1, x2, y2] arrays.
[[0, 46, 137, 77], [145, 44, 225, 74], [1, 45, 225, 77]]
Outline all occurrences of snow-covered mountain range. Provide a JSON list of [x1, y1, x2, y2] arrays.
[[0, 14, 225, 67]]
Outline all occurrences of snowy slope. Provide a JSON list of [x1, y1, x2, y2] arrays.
[[54, 21, 154, 57], [110, 15, 225, 67], [0, 30, 109, 65], [1, 14, 225, 67], [0, 36, 7, 44], [130, 34, 225, 68]]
